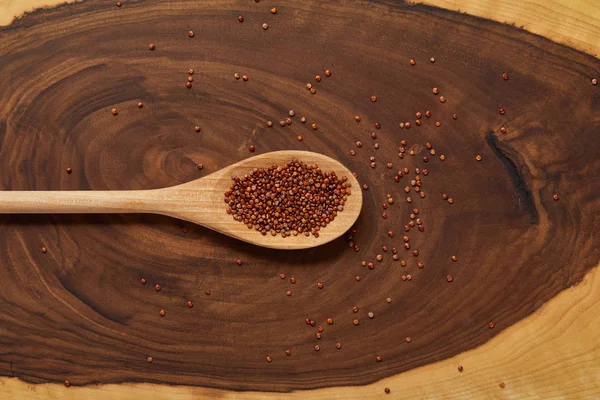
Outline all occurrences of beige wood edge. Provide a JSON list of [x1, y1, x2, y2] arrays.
[[0, 0, 79, 26], [419, 0, 600, 57], [0, 0, 599, 399]]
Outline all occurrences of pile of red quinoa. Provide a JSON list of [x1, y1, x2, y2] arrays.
[[224, 161, 351, 237]]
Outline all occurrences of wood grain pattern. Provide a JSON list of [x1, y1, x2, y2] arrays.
[[3, 0, 599, 56], [0, 151, 362, 249], [0, 0, 599, 396], [2, 264, 599, 399]]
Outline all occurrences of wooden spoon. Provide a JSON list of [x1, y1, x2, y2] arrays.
[[0, 151, 362, 250]]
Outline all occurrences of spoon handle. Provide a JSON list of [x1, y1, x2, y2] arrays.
[[0, 190, 164, 214]]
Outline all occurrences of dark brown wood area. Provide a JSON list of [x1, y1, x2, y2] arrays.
[[0, 0, 598, 391]]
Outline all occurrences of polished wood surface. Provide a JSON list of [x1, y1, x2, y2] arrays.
[[3, 266, 599, 399], [0, 0, 598, 398], [0, 151, 362, 249]]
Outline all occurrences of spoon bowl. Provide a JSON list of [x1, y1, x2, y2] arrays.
[[164, 150, 362, 249], [0, 151, 362, 250]]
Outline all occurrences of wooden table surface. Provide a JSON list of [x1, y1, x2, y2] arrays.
[[0, 0, 598, 398]]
